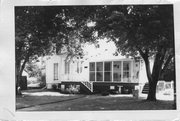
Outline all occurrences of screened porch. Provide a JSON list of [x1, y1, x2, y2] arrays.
[[89, 60, 137, 83]]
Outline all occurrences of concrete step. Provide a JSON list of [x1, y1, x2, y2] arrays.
[[142, 83, 149, 94]]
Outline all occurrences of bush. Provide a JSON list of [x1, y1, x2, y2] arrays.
[[109, 90, 119, 94], [52, 84, 57, 90], [101, 91, 110, 96], [39, 82, 46, 88], [65, 85, 80, 94]]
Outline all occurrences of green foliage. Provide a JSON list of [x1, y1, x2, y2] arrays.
[[52, 84, 58, 90], [25, 61, 42, 77], [39, 74, 46, 88], [15, 6, 93, 89], [84, 5, 175, 101], [15, 6, 175, 100], [63, 85, 80, 94], [92, 5, 174, 58], [101, 91, 110, 96], [15, 6, 96, 69]]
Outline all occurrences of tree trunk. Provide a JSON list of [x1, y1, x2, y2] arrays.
[[142, 53, 159, 101], [16, 61, 22, 95], [16, 75, 22, 95], [16, 54, 29, 95], [147, 80, 158, 101], [145, 51, 164, 101], [173, 72, 176, 109]]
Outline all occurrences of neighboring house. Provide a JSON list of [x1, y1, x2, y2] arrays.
[[45, 52, 151, 94]]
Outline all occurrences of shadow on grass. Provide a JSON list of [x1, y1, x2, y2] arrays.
[[16, 95, 86, 110]]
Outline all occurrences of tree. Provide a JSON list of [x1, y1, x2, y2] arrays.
[[15, 7, 69, 94], [15, 7, 53, 94], [88, 5, 175, 101], [15, 6, 96, 94], [16, 6, 175, 101], [25, 60, 42, 78]]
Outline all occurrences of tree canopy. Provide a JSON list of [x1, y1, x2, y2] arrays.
[[88, 5, 175, 101], [15, 5, 175, 100], [15, 6, 98, 95], [92, 5, 174, 57]]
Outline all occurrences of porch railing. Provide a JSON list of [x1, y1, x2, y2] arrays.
[[81, 81, 93, 92]]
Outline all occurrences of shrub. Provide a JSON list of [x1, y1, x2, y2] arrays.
[[52, 84, 57, 90], [66, 85, 80, 94], [101, 91, 110, 96], [109, 90, 119, 94], [39, 82, 46, 88]]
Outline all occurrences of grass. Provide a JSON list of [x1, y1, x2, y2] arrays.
[[16, 93, 84, 110], [16, 90, 175, 111]]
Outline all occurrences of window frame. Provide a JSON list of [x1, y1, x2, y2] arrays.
[[113, 61, 122, 82], [96, 62, 103, 82], [89, 60, 132, 82], [104, 61, 112, 82], [54, 63, 58, 80], [89, 62, 96, 81], [122, 61, 131, 82], [65, 61, 70, 74]]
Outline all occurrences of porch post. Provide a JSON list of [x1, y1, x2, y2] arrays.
[[112, 61, 114, 82], [131, 60, 133, 83], [95, 62, 96, 82], [121, 61, 123, 82], [103, 61, 104, 82]]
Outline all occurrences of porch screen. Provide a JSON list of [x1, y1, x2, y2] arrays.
[[89, 62, 95, 81], [54, 63, 58, 80], [96, 62, 103, 81], [104, 62, 112, 82], [113, 61, 121, 82], [123, 61, 131, 82]]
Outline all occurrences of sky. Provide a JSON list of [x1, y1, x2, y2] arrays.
[[83, 38, 125, 61]]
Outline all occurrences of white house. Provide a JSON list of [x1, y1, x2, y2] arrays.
[[45, 40, 152, 94], [45, 52, 152, 94]]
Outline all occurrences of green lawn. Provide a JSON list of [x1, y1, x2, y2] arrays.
[[16, 90, 175, 111], [16, 93, 85, 110]]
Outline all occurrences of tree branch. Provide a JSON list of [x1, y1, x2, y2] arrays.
[[162, 54, 173, 71], [136, 46, 145, 59], [19, 51, 31, 76], [136, 46, 153, 82]]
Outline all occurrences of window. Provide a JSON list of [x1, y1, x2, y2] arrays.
[[113, 61, 121, 82], [89, 62, 95, 71], [89, 61, 132, 82], [65, 61, 70, 74], [54, 63, 58, 80], [89, 62, 95, 81], [96, 62, 103, 81], [123, 61, 131, 82], [80, 61, 83, 73], [77, 61, 79, 73], [104, 62, 112, 82], [77, 61, 83, 73]]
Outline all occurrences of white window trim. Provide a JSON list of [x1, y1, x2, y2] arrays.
[[54, 63, 58, 80], [112, 61, 114, 82], [113, 61, 122, 82], [121, 61, 123, 82], [89, 60, 133, 83], [65, 60, 70, 74], [96, 62, 103, 82]]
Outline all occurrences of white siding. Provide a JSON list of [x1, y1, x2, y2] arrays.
[[46, 54, 90, 89], [139, 59, 154, 84], [46, 54, 153, 89], [46, 55, 61, 88]]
